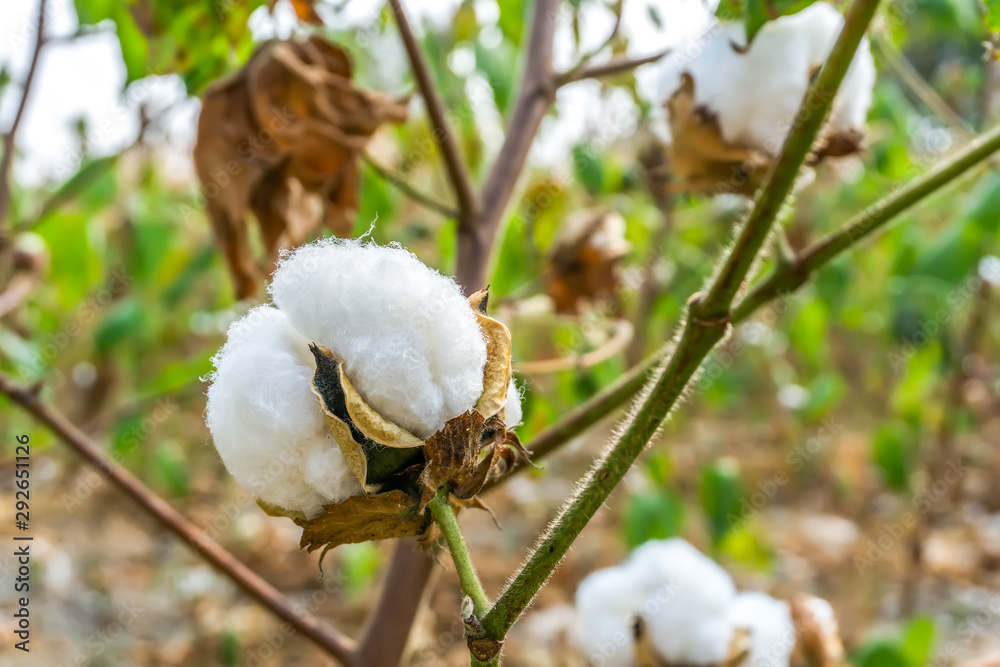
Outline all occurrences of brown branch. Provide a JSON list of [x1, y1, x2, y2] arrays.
[[363, 153, 460, 219], [0, 374, 359, 665], [0, 0, 48, 232], [555, 49, 670, 88], [456, 0, 560, 291], [388, 0, 480, 228], [356, 538, 437, 667]]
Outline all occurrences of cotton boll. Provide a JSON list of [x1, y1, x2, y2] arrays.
[[302, 435, 364, 504], [206, 306, 360, 517], [270, 239, 488, 439], [730, 592, 796, 667], [659, 2, 874, 156], [572, 565, 645, 667], [626, 538, 737, 664], [505, 380, 523, 427]]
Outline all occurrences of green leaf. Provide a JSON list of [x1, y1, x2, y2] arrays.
[[572, 144, 604, 195], [496, 0, 526, 46], [151, 441, 190, 497], [987, 0, 1000, 32], [745, 0, 818, 43], [624, 489, 684, 549], [871, 423, 912, 492], [95, 298, 143, 356], [114, 7, 149, 84], [74, 0, 117, 24], [699, 459, 744, 545]]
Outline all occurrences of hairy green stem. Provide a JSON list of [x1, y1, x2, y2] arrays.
[[698, 0, 881, 318], [479, 0, 881, 642], [427, 489, 491, 617], [733, 122, 1000, 321]]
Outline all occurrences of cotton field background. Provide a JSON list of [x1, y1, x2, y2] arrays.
[[1, 0, 1000, 665]]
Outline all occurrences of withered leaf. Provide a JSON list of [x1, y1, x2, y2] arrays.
[[309, 344, 423, 487], [545, 210, 630, 315], [295, 489, 430, 552], [194, 36, 408, 299], [790, 595, 845, 667]]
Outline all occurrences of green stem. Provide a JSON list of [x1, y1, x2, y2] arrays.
[[479, 0, 881, 641], [427, 488, 491, 617], [733, 122, 1000, 321], [698, 0, 881, 318], [485, 53, 1000, 501]]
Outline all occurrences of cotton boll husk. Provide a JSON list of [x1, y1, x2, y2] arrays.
[[627, 538, 737, 664], [572, 565, 645, 667], [505, 380, 523, 427], [206, 306, 360, 517], [730, 592, 796, 667], [270, 239, 488, 439]]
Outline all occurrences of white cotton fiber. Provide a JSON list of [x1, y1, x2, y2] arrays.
[[270, 239, 488, 439], [206, 306, 362, 517], [572, 564, 645, 667], [655, 2, 874, 154], [730, 592, 796, 667], [628, 538, 737, 664], [505, 380, 523, 427]]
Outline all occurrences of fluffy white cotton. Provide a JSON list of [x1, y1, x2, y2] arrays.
[[629, 538, 737, 664], [205, 306, 362, 517], [270, 239, 488, 439], [730, 592, 796, 667], [653, 2, 874, 153], [505, 380, 523, 427], [572, 565, 645, 667]]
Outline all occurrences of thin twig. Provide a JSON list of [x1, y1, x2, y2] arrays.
[[513, 318, 633, 374], [387, 0, 480, 228], [0, 375, 359, 665], [456, 0, 560, 291], [555, 0, 624, 86], [0, 0, 48, 231], [363, 153, 460, 219], [478, 0, 882, 643], [355, 538, 436, 667], [555, 49, 670, 88]]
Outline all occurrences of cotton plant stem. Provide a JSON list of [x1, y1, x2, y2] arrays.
[[483, 121, 1000, 496], [387, 0, 480, 229], [427, 488, 491, 617], [0, 374, 359, 665], [554, 50, 670, 88], [478, 0, 881, 644], [733, 122, 1000, 321], [363, 153, 460, 219]]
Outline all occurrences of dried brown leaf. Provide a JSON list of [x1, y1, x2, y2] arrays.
[[194, 36, 408, 298], [545, 210, 630, 314], [295, 489, 429, 552]]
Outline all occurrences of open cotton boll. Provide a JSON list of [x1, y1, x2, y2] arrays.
[[270, 239, 488, 439], [205, 306, 361, 517], [572, 564, 646, 667], [627, 538, 737, 664], [505, 380, 523, 427], [730, 592, 795, 667], [662, 2, 874, 155]]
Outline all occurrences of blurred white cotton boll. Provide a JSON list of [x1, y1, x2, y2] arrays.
[[505, 380, 524, 427], [730, 592, 796, 667], [627, 538, 737, 664], [270, 239, 488, 438], [572, 565, 645, 667], [206, 307, 360, 517], [657, 2, 874, 155]]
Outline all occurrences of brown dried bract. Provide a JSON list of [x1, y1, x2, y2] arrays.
[[665, 73, 769, 197], [194, 36, 408, 299], [545, 210, 630, 314], [633, 616, 751, 667], [790, 595, 846, 667]]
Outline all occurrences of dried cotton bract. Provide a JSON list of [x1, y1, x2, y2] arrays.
[[206, 239, 524, 552], [572, 538, 841, 667], [651, 3, 875, 195]]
